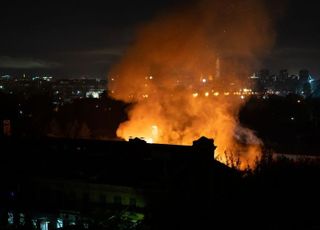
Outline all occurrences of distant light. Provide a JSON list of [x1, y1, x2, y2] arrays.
[[86, 91, 100, 98], [145, 138, 153, 143], [213, 92, 219, 96], [204, 92, 209, 97], [240, 95, 245, 100], [111, 78, 115, 81], [19, 110, 23, 115], [202, 78, 207, 83], [290, 117, 295, 121], [96, 105, 99, 109], [192, 92, 199, 98], [0, 85, 3, 89], [297, 100, 301, 103], [149, 76, 153, 80], [224, 92, 230, 96]]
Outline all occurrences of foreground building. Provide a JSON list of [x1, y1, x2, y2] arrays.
[[0, 136, 239, 229]]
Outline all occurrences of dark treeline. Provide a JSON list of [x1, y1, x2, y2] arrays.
[[240, 94, 320, 155], [2, 90, 320, 156], [0, 91, 128, 140]]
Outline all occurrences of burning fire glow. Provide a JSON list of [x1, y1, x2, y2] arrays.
[[108, 0, 275, 169]]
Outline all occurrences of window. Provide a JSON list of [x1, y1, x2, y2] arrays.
[[56, 219, 63, 229], [8, 212, 14, 225], [40, 221, 50, 230]]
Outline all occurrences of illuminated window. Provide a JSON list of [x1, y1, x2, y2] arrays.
[[19, 213, 25, 225], [8, 212, 14, 224], [40, 220, 50, 230], [56, 219, 63, 229]]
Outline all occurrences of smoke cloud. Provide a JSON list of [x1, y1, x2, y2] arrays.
[[108, 0, 275, 168]]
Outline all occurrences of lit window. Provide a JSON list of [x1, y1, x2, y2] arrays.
[[19, 213, 25, 225], [8, 212, 14, 224], [56, 219, 63, 229], [40, 220, 50, 230]]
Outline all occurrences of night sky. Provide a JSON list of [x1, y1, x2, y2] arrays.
[[0, 0, 319, 78]]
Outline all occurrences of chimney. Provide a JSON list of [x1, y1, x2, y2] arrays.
[[192, 136, 216, 161]]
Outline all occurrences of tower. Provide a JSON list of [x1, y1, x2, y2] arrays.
[[215, 57, 220, 79]]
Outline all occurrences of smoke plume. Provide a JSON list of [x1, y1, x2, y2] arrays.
[[108, 0, 275, 168]]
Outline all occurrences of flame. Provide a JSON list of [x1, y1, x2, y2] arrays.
[[108, 0, 275, 169]]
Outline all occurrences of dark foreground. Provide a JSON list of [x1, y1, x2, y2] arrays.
[[0, 136, 320, 230]]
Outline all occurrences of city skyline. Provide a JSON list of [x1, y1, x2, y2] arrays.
[[1, 0, 320, 78]]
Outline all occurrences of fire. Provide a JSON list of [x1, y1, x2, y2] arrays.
[[108, 0, 275, 169]]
